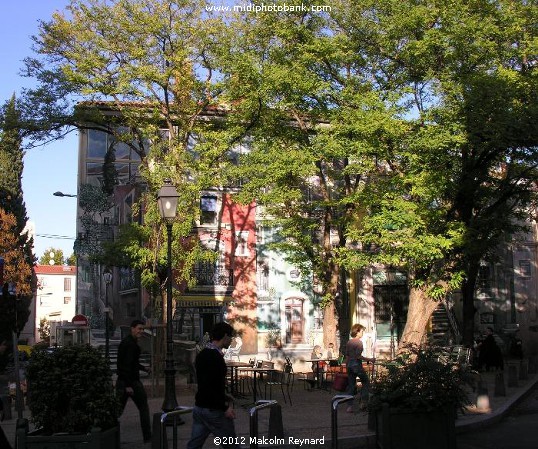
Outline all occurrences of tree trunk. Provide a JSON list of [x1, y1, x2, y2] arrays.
[[399, 287, 439, 349], [323, 266, 340, 350]]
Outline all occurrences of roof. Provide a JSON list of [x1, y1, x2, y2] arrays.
[[35, 265, 76, 275]]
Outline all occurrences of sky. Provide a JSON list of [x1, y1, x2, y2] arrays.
[[1, 1, 77, 262]]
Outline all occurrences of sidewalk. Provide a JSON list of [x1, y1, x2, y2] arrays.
[[2, 367, 537, 449]]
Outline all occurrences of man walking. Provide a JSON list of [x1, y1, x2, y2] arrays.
[[116, 319, 152, 443], [187, 322, 238, 449]]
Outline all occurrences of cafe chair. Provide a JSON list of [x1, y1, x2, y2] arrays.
[[264, 363, 294, 405], [223, 336, 242, 361]]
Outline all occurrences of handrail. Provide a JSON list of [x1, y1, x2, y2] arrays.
[[443, 299, 462, 343], [331, 395, 354, 449], [158, 406, 193, 449], [249, 400, 280, 449]]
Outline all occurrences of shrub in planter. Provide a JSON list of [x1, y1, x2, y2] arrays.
[[370, 345, 471, 449], [26, 344, 119, 435]]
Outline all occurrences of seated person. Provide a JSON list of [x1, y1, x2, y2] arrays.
[[326, 342, 336, 360], [311, 345, 326, 375]]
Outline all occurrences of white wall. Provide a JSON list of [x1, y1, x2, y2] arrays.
[[35, 268, 77, 343]]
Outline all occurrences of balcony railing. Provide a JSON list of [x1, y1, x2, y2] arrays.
[[193, 263, 233, 287]]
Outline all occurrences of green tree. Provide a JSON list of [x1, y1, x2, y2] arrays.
[[66, 253, 77, 266], [338, 0, 538, 347], [16, 0, 256, 344], [38, 247, 66, 266], [227, 0, 537, 348], [0, 96, 35, 343]]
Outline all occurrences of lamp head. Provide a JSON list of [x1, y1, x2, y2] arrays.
[[157, 179, 179, 221], [103, 268, 113, 284]]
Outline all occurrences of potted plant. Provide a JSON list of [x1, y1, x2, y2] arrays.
[[16, 344, 120, 449], [369, 345, 470, 449]]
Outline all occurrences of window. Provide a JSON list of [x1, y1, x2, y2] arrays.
[[200, 195, 218, 225], [235, 231, 250, 257], [64, 297, 71, 304], [64, 278, 72, 292], [519, 260, 531, 278], [87, 130, 108, 159], [477, 265, 491, 288]]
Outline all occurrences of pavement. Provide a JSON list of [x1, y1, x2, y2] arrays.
[[2, 358, 537, 449]]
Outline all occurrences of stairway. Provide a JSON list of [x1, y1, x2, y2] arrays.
[[430, 303, 459, 346]]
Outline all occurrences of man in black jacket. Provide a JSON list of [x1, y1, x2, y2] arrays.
[[116, 320, 151, 443], [187, 322, 238, 449]]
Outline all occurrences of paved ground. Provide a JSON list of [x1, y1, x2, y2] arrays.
[[2, 362, 537, 449], [457, 383, 538, 449]]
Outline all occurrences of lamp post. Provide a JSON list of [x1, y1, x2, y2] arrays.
[[53, 191, 77, 198], [103, 267, 113, 362], [157, 179, 180, 412], [387, 268, 396, 360]]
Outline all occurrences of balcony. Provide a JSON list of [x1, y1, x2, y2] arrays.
[[191, 262, 234, 293]]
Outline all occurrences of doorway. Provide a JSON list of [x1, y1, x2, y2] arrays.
[[285, 297, 304, 344]]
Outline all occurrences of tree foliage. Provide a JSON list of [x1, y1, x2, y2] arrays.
[[226, 0, 538, 346], [0, 97, 34, 343], [17, 0, 249, 319], [38, 247, 67, 266], [0, 209, 34, 342], [5, 0, 537, 348]]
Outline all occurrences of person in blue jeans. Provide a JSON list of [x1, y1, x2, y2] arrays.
[[344, 323, 374, 413], [187, 322, 238, 449], [116, 320, 152, 443]]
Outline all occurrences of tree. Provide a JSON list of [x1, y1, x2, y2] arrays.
[[338, 0, 538, 347], [227, 0, 538, 349], [38, 247, 66, 266], [66, 253, 77, 266], [0, 209, 34, 343], [0, 96, 35, 344], [15, 0, 257, 345]]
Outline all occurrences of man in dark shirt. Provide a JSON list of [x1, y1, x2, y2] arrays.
[[187, 322, 238, 449], [116, 319, 151, 443]]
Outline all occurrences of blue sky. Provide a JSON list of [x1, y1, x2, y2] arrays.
[[1, 1, 77, 261]]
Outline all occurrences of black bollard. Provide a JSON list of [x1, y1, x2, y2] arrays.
[[494, 372, 506, 396], [268, 404, 284, 439], [507, 362, 519, 387], [519, 359, 528, 380]]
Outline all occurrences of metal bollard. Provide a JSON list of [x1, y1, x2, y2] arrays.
[[494, 372, 506, 397], [153, 406, 193, 449], [507, 362, 519, 387], [1, 395, 11, 420], [519, 359, 528, 380], [249, 400, 281, 449], [330, 395, 354, 449]]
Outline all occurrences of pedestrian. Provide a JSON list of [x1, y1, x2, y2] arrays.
[[478, 326, 504, 371], [187, 322, 238, 449], [116, 319, 152, 443], [344, 323, 374, 413]]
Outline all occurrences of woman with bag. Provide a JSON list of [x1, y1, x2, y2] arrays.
[[344, 323, 374, 413]]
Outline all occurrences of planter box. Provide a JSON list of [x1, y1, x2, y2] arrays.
[[16, 418, 120, 449], [375, 404, 456, 449]]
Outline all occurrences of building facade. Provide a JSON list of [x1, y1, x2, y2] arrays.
[[33, 265, 77, 344]]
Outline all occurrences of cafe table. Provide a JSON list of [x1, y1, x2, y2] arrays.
[[305, 358, 335, 389], [225, 361, 252, 397], [237, 365, 279, 403]]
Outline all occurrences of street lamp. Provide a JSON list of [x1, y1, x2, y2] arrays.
[[387, 268, 396, 360], [103, 267, 113, 362], [53, 191, 77, 198], [157, 179, 180, 412]]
